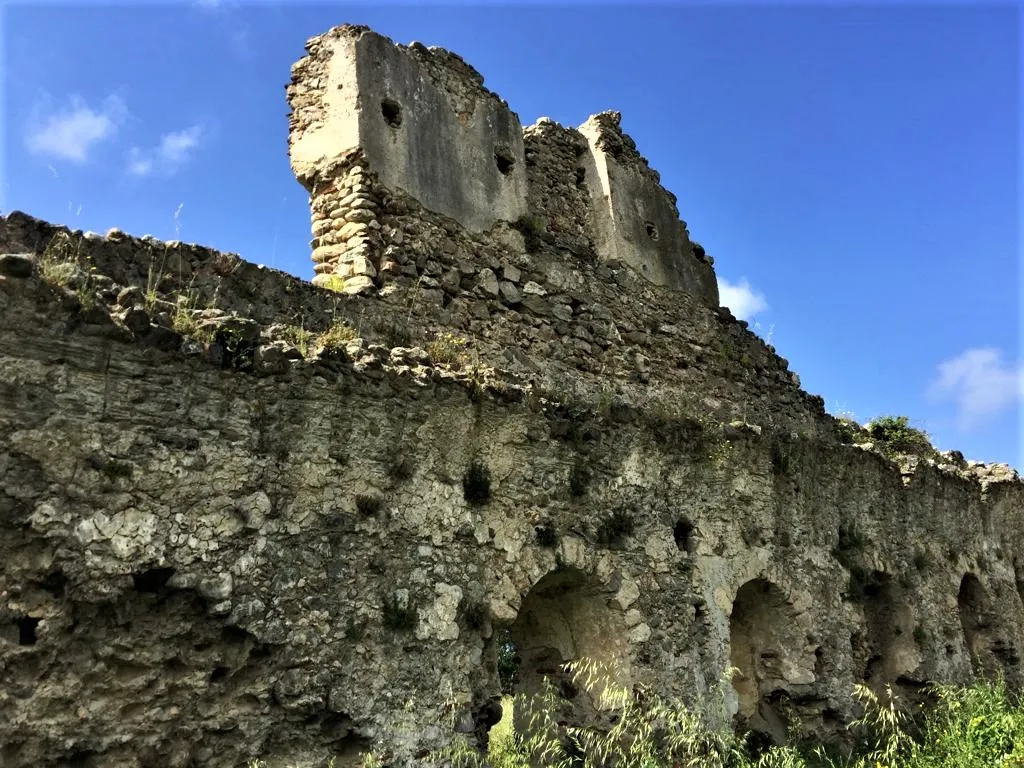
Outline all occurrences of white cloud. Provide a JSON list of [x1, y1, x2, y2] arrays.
[[717, 276, 768, 321], [25, 95, 126, 162], [126, 125, 203, 177], [927, 347, 1024, 428]]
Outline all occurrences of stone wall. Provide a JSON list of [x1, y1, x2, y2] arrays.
[[579, 111, 718, 303], [0, 19, 1021, 768], [1, 210, 1023, 767], [287, 25, 716, 308], [288, 25, 528, 237]]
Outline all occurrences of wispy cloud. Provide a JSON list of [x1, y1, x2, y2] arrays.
[[126, 125, 204, 177], [717, 276, 768, 321], [927, 347, 1023, 429], [25, 95, 127, 162]]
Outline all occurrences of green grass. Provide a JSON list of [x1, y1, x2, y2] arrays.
[[427, 661, 1024, 768], [315, 319, 358, 352], [242, 664, 1024, 768], [428, 331, 470, 367]]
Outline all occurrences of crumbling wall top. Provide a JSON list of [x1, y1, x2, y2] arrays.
[[579, 112, 718, 304], [288, 26, 528, 233]]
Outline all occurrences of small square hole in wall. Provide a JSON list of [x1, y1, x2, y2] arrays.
[[15, 616, 40, 646], [381, 98, 402, 128], [494, 146, 515, 175], [644, 221, 659, 241]]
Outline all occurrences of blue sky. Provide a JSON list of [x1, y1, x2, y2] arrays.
[[3, 2, 1021, 468]]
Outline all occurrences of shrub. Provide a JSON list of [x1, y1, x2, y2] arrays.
[[866, 415, 933, 456], [913, 548, 933, 572], [170, 291, 206, 338], [836, 416, 866, 445], [382, 594, 417, 632], [512, 213, 547, 251], [462, 458, 491, 506], [495, 628, 520, 696], [596, 509, 635, 549], [316, 320, 357, 352], [280, 324, 314, 357], [40, 231, 97, 309], [355, 494, 383, 517], [427, 661, 1024, 768], [388, 452, 415, 482], [427, 332, 469, 367]]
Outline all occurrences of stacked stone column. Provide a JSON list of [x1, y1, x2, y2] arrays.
[[310, 154, 381, 295]]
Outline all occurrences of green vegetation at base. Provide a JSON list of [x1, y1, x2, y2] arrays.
[[427, 661, 1024, 768], [243, 664, 1024, 767]]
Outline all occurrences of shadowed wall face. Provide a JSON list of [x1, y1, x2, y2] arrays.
[[290, 26, 528, 234], [287, 26, 718, 307]]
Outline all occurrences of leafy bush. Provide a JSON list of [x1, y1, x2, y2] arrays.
[[280, 324, 314, 357], [40, 231, 96, 308], [866, 415, 933, 456], [512, 213, 547, 251]]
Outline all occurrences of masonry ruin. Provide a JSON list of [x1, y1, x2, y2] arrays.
[[0, 22, 1022, 768]]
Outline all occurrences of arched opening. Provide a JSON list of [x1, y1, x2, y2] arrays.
[[729, 578, 815, 746], [958, 573, 1001, 677], [503, 567, 629, 747], [854, 572, 918, 692]]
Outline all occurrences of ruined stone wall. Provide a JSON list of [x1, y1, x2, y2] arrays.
[[579, 111, 718, 303], [288, 25, 528, 238], [287, 25, 716, 307], [1, 211, 1023, 767], [522, 119, 598, 258], [0, 20, 1021, 768]]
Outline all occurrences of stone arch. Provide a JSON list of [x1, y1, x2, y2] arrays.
[[958, 573, 1001, 677], [729, 578, 816, 745], [855, 572, 918, 689], [506, 566, 629, 739]]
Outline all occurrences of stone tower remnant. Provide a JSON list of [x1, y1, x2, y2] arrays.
[[286, 24, 719, 305]]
